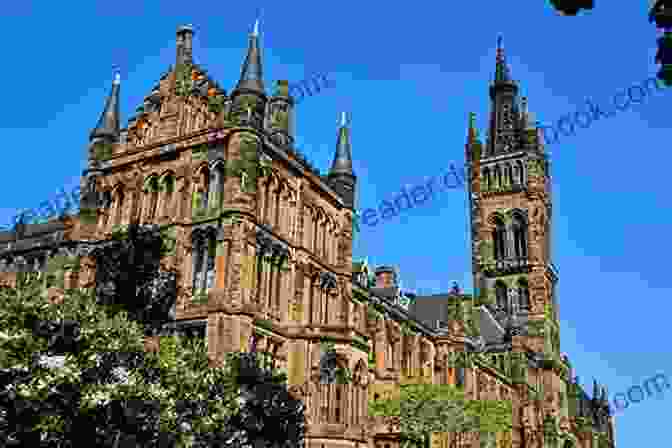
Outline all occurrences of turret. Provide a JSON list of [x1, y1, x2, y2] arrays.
[[89, 72, 121, 144], [230, 20, 267, 128], [486, 36, 522, 157], [266, 80, 295, 147], [327, 112, 356, 209], [176, 25, 194, 66], [85, 70, 121, 212]]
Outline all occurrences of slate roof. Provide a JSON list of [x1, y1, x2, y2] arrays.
[[408, 293, 452, 330]]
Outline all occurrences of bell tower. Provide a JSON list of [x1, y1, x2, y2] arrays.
[[467, 37, 559, 354]]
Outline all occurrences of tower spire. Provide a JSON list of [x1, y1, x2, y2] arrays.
[[494, 34, 513, 84], [235, 18, 265, 93], [328, 112, 356, 209], [89, 68, 121, 142], [487, 35, 521, 155], [330, 112, 353, 175]]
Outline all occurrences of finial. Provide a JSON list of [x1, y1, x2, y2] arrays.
[[112, 65, 121, 85], [340, 111, 348, 127], [469, 112, 476, 128], [252, 18, 259, 37], [496, 35, 505, 62]]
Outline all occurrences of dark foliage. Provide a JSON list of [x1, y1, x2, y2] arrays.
[[92, 223, 176, 336], [650, 1, 672, 28], [656, 32, 672, 85], [549, 0, 594, 16]]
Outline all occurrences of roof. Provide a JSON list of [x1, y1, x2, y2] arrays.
[[408, 294, 451, 330], [0, 220, 69, 255]]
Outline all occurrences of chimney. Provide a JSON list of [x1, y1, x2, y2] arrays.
[[176, 25, 194, 66], [374, 266, 397, 288]]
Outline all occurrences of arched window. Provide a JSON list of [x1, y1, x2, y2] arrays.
[[516, 160, 525, 185], [504, 164, 513, 186], [518, 278, 530, 310], [114, 188, 124, 225], [101, 191, 112, 228], [482, 167, 490, 190], [210, 162, 225, 209], [199, 167, 210, 210], [164, 174, 174, 217], [205, 237, 216, 290], [492, 217, 507, 260], [147, 176, 159, 221], [513, 163, 521, 185], [495, 281, 507, 311], [494, 165, 502, 188], [192, 237, 205, 291], [512, 215, 527, 259], [456, 366, 465, 388]]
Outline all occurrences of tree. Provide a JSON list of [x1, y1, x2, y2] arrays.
[[0, 265, 304, 446], [92, 223, 177, 337], [0, 276, 244, 446], [549, 0, 594, 16], [368, 381, 512, 448]]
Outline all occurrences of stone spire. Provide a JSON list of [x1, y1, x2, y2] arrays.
[[328, 112, 356, 209], [465, 112, 483, 163], [330, 112, 353, 176], [486, 35, 522, 156], [493, 35, 516, 86], [89, 71, 121, 142], [176, 25, 194, 66], [235, 19, 265, 94]]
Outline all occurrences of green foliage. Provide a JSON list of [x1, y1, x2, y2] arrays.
[[350, 335, 370, 353], [192, 289, 209, 305], [208, 95, 225, 114], [0, 281, 243, 444], [159, 227, 177, 256], [368, 349, 376, 368], [400, 321, 419, 337], [175, 63, 194, 97], [334, 366, 352, 384], [93, 143, 113, 161], [80, 207, 97, 225], [369, 383, 512, 444], [254, 318, 274, 332]]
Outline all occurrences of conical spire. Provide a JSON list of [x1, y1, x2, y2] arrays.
[[90, 71, 121, 141], [330, 112, 353, 176], [494, 35, 513, 84], [235, 19, 265, 93], [593, 379, 600, 400], [467, 112, 481, 143]]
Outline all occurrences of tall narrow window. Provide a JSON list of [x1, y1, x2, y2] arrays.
[[164, 174, 174, 217], [494, 165, 502, 188], [482, 168, 490, 190], [456, 366, 465, 388], [512, 215, 527, 258], [101, 191, 112, 228], [193, 238, 204, 291], [205, 237, 216, 290], [114, 188, 124, 225], [495, 281, 507, 311], [516, 160, 525, 185], [200, 167, 210, 211], [148, 177, 159, 221], [492, 218, 507, 260], [518, 279, 530, 310], [504, 164, 513, 186]]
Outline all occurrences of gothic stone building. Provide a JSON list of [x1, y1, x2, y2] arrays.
[[0, 25, 616, 448]]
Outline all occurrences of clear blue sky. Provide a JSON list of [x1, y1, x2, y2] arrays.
[[1, 1, 669, 445]]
